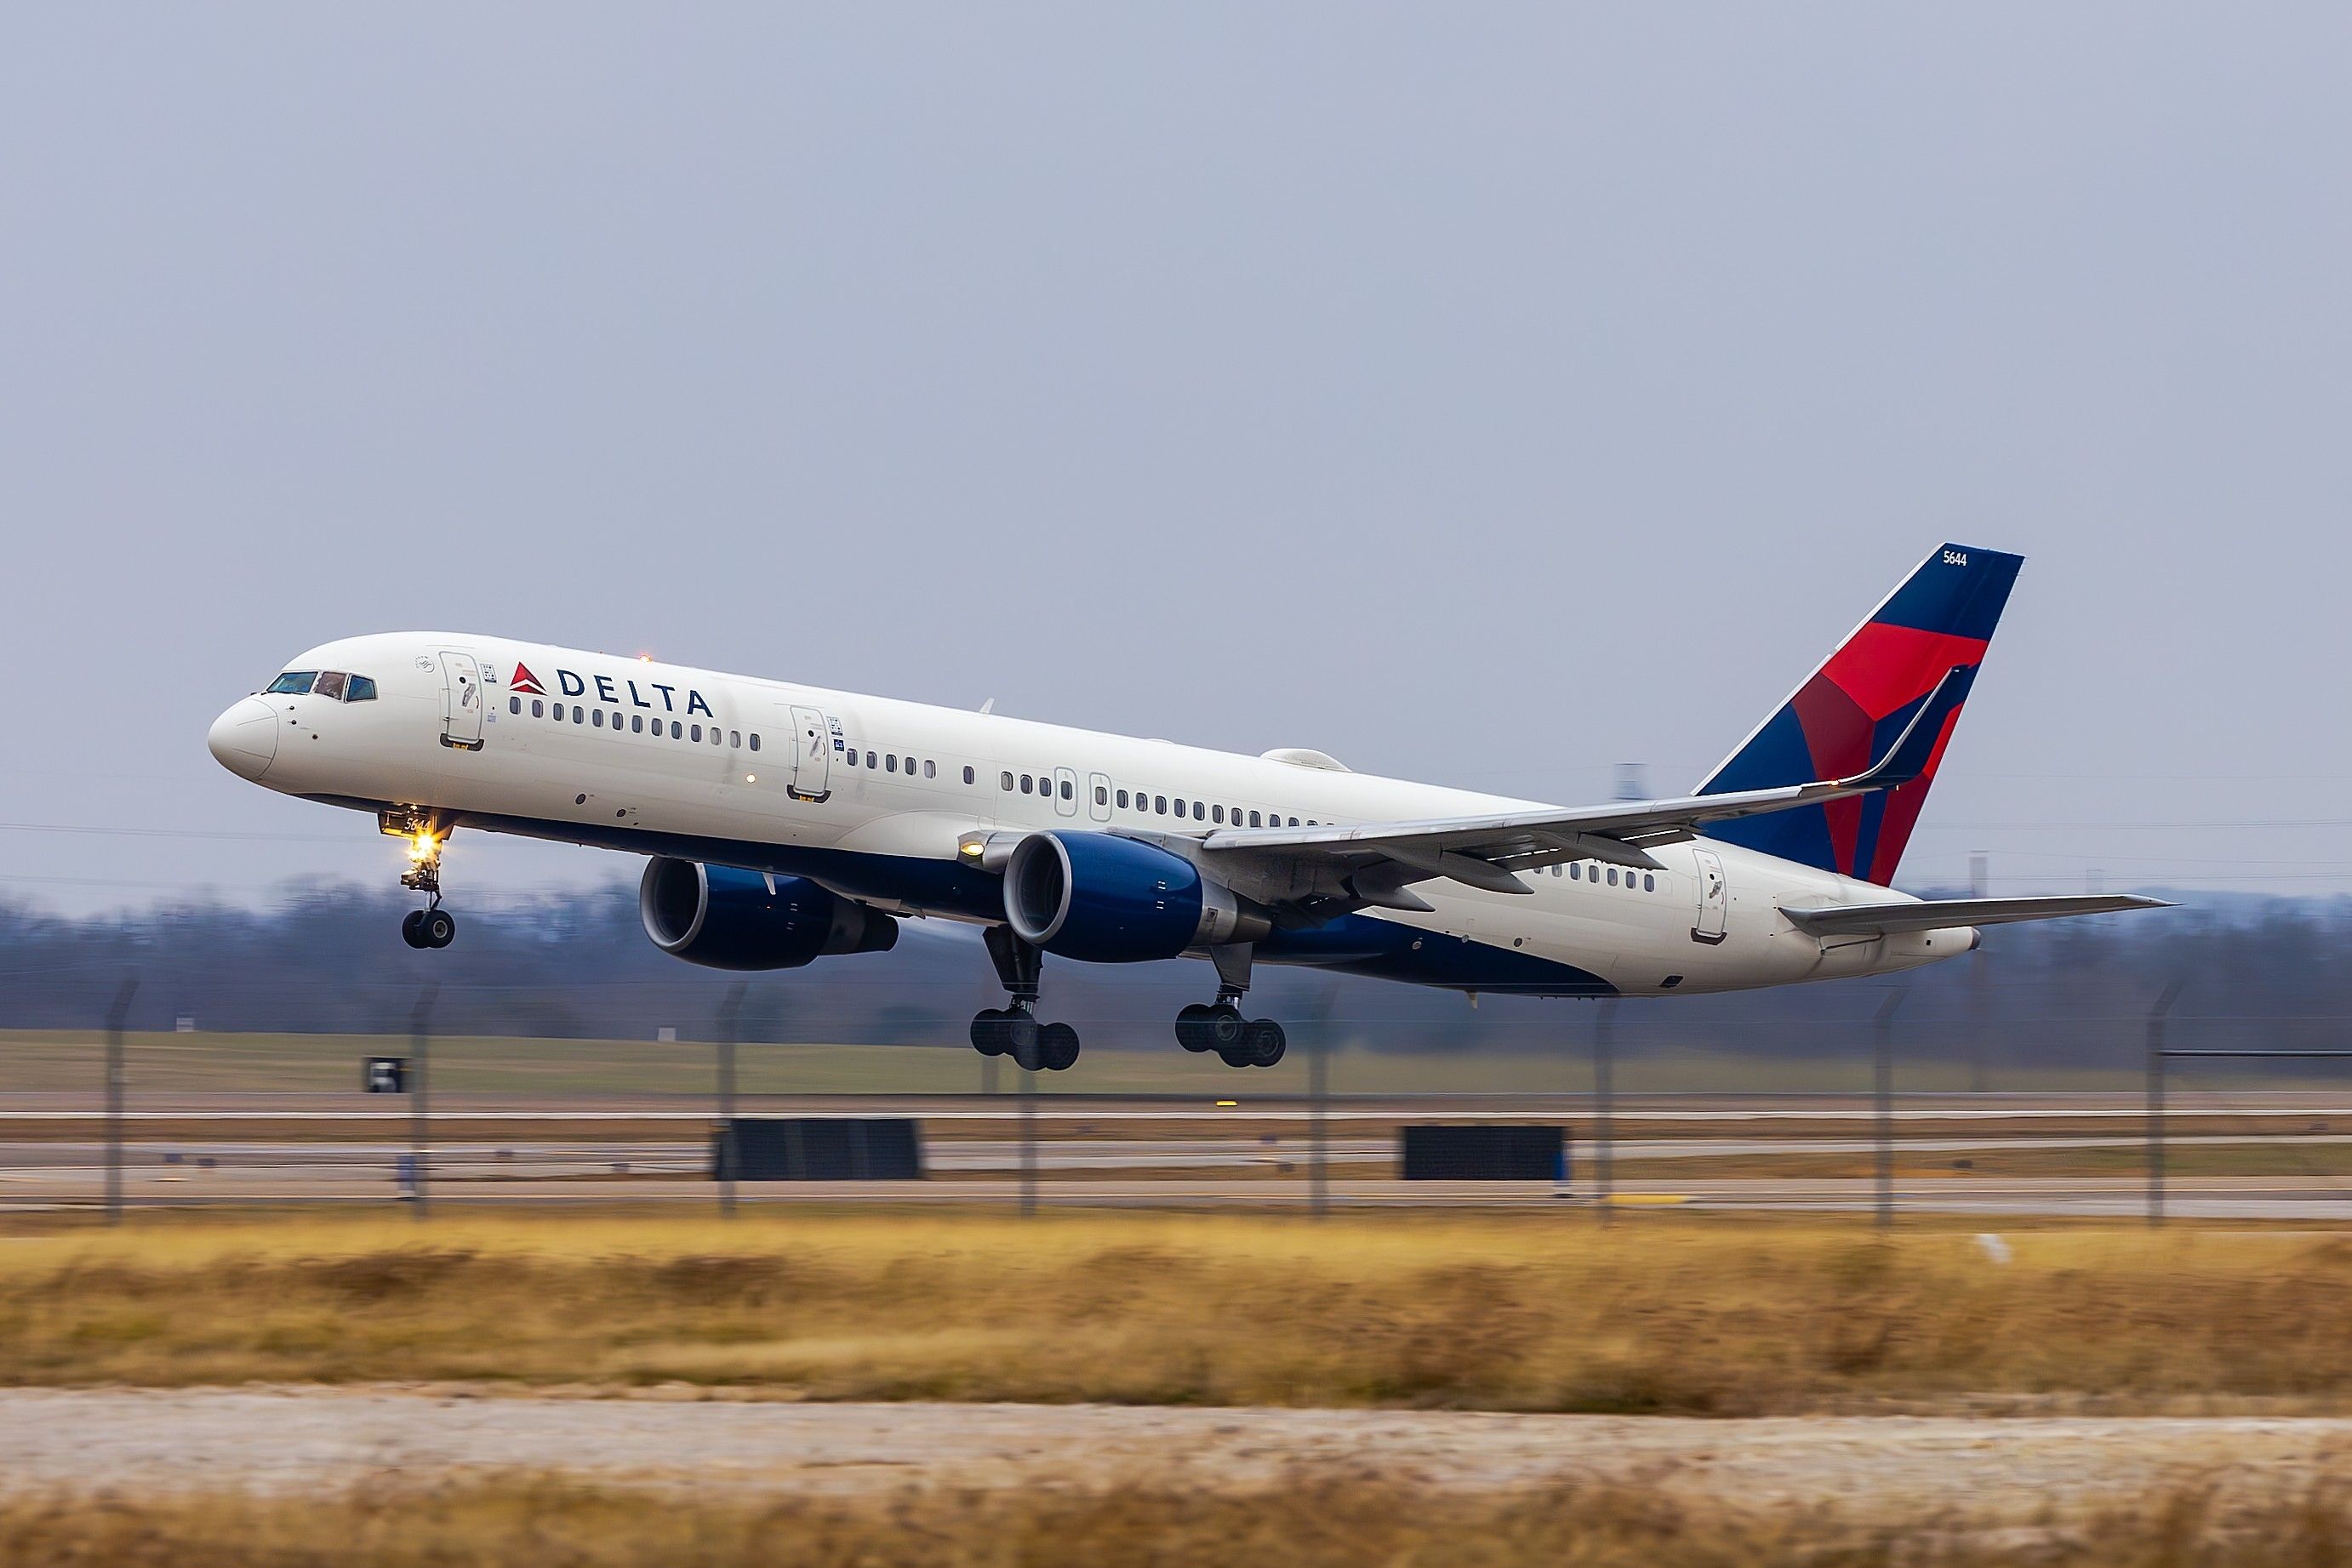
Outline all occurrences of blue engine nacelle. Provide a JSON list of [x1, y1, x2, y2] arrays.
[[639, 858, 899, 972], [1003, 831, 1270, 963]]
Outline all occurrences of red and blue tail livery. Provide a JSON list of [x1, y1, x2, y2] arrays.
[[1694, 543, 2023, 886]]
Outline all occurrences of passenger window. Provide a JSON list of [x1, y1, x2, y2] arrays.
[[633, 715, 644, 733], [690, 724, 702, 742], [1116, 790, 1129, 808], [1173, 798, 1186, 818], [1607, 867, 1618, 886], [1191, 801, 1204, 820], [594, 710, 606, 727], [1002, 772, 1014, 790], [732, 731, 742, 749], [1643, 874, 1656, 892], [888, 754, 899, 773], [671, 721, 682, 738], [265, 671, 317, 695], [1289, 817, 1300, 827], [345, 676, 376, 702], [1095, 785, 1109, 807], [747, 730, 756, 749], [926, 761, 937, 779], [509, 695, 521, 716], [573, 706, 585, 723], [1248, 811, 1261, 827], [1060, 779, 1073, 801], [531, 699, 545, 719], [1155, 795, 1167, 814], [1020, 775, 1033, 794], [865, 750, 876, 767], [1212, 805, 1225, 824], [962, 766, 975, 784]]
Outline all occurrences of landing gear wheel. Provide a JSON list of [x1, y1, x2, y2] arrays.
[[1206, 1004, 1246, 1052], [970, 1007, 1010, 1057], [1244, 1018, 1286, 1069], [400, 909, 429, 949], [1006, 1011, 1043, 1072], [1216, 1042, 1252, 1069], [1175, 1002, 1214, 1052], [1039, 1022, 1081, 1073], [419, 907, 457, 949]]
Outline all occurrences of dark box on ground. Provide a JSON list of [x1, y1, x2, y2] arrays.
[[712, 1118, 925, 1181], [363, 1057, 407, 1094], [1399, 1124, 1567, 1181]]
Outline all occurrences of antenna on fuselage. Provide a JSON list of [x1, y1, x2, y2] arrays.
[[979, 698, 995, 715]]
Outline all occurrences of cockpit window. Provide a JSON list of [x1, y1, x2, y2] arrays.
[[265, 671, 317, 695], [345, 675, 376, 702], [312, 670, 349, 701]]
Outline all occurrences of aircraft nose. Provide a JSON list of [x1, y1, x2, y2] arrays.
[[207, 697, 278, 781]]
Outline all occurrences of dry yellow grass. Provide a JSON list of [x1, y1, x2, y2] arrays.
[[0, 1473, 2345, 1567], [11, 1211, 2352, 1412]]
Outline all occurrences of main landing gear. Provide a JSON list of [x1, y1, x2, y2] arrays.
[[1176, 946, 1286, 1068], [971, 928, 1080, 1072], [391, 816, 458, 950]]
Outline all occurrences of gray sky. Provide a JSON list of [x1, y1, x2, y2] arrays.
[[4, 6, 2348, 914]]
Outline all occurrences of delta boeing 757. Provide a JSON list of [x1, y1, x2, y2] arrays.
[[207, 543, 2162, 1071]]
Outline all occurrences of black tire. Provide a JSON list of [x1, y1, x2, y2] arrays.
[[1174, 1002, 1213, 1052], [400, 910, 428, 949], [1206, 1004, 1246, 1052], [1245, 1018, 1286, 1069], [420, 908, 457, 949], [1040, 1022, 1081, 1072], [1007, 1012, 1043, 1072], [1216, 1042, 1252, 1069], [970, 1007, 1009, 1057]]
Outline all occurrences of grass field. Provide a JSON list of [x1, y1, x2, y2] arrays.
[[0, 1473, 2343, 1568], [0, 1029, 2258, 1096], [12, 1210, 2352, 1413]]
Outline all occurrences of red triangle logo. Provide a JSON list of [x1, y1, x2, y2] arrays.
[[511, 664, 545, 695]]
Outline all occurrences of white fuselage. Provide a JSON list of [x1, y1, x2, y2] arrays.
[[208, 631, 1975, 998]]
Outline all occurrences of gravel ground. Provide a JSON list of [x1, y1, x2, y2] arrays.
[[4, 1388, 2351, 1520]]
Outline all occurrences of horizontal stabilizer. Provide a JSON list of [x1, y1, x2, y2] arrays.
[[1779, 894, 2172, 938]]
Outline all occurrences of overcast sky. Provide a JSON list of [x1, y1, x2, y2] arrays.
[[3, 6, 2348, 915]]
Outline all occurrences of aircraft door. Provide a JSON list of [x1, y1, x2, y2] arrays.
[[438, 652, 484, 750], [1053, 766, 1079, 818], [1088, 771, 1112, 823], [1692, 849, 1728, 945], [785, 705, 832, 801]]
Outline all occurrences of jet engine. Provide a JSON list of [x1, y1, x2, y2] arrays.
[[639, 858, 898, 971], [1003, 831, 1270, 962]]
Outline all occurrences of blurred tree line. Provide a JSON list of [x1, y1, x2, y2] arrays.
[[0, 881, 2337, 1068]]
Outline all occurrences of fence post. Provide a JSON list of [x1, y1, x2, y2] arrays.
[[104, 977, 138, 1225], [408, 984, 437, 1220], [716, 982, 745, 1219], [1307, 989, 1335, 1219], [1874, 988, 1906, 1230], [1595, 999, 1616, 1225], [2146, 981, 2183, 1228]]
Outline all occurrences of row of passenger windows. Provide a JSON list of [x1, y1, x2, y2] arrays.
[[513, 693, 761, 750], [843, 749, 940, 779], [996, 771, 1315, 828], [1542, 862, 1659, 892], [266, 670, 377, 702]]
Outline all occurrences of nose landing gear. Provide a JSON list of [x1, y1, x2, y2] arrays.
[[389, 815, 457, 949], [971, 927, 1080, 1071]]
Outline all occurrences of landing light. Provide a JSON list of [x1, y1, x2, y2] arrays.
[[408, 830, 437, 864], [745, 773, 756, 784]]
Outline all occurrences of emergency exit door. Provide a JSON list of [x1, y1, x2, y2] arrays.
[[438, 652, 483, 750], [786, 705, 832, 801], [1692, 849, 1728, 945]]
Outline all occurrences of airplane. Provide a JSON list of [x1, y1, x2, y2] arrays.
[[207, 541, 2163, 1071]]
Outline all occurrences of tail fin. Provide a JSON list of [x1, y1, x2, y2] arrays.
[[1694, 543, 2022, 885]]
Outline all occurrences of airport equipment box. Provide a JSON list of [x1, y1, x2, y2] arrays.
[[1399, 1125, 1566, 1181], [363, 1057, 407, 1094], [712, 1118, 925, 1181]]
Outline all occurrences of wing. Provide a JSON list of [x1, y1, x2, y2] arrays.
[[1196, 666, 1972, 910], [1778, 894, 2172, 937]]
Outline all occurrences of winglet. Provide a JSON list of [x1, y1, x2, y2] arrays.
[[1839, 665, 1974, 792]]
